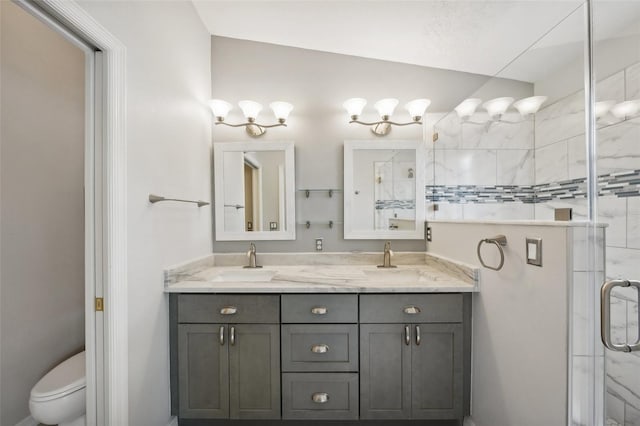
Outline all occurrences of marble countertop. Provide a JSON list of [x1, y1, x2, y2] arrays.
[[164, 252, 479, 294]]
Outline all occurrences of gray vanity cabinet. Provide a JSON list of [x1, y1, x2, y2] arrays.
[[178, 324, 229, 419], [359, 294, 466, 420], [174, 295, 280, 420]]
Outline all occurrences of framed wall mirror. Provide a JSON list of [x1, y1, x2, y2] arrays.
[[344, 140, 425, 239], [213, 141, 295, 241]]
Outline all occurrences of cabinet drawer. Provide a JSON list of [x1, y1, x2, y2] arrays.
[[282, 324, 358, 372], [177, 294, 279, 324], [281, 294, 358, 323], [360, 294, 463, 323], [282, 373, 359, 420]]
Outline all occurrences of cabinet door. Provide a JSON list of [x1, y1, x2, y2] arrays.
[[229, 324, 281, 419], [411, 323, 463, 419], [360, 323, 411, 419], [178, 324, 229, 419]]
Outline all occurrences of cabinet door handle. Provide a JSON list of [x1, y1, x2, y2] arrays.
[[403, 306, 421, 315], [219, 326, 225, 346], [311, 344, 329, 353], [311, 392, 329, 404], [220, 306, 237, 315], [311, 306, 328, 315], [404, 325, 411, 346], [415, 325, 421, 346], [230, 326, 235, 346]]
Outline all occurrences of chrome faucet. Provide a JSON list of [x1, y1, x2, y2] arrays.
[[378, 241, 397, 268], [244, 242, 262, 269]]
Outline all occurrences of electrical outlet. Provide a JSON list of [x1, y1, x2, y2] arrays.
[[426, 226, 432, 242], [315, 238, 323, 251]]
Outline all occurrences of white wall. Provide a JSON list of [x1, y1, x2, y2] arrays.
[[427, 221, 573, 426], [73, 2, 213, 425], [210, 36, 502, 253], [0, 2, 85, 423]]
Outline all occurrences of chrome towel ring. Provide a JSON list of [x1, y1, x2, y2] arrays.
[[477, 235, 507, 271]]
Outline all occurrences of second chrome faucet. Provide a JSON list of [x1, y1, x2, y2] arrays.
[[244, 242, 262, 268], [378, 241, 397, 268]]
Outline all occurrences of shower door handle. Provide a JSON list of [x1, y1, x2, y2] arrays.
[[601, 279, 640, 352]]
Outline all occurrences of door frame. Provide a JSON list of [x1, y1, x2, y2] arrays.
[[20, 1, 129, 424]]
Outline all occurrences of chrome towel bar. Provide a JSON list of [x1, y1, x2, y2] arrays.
[[149, 194, 210, 207], [477, 235, 507, 271]]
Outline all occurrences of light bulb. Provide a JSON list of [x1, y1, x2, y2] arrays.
[[269, 101, 294, 123], [610, 100, 640, 119], [374, 98, 399, 119], [343, 98, 367, 119], [238, 100, 263, 121], [210, 99, 233, 120], [404, 99, 431, 120], [482, 97, 514, 120], [595, 100, 615, 119], [513, 96, 548, 116], [454, 98, 482, 120]]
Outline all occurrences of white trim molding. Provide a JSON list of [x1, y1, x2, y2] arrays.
[[35, 2, 128, 425]]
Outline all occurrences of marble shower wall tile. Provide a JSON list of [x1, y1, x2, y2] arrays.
[[460, 112, 534, 150], [597, 118, 640, 175], [606, 391, 626, 425], [442, 150, 497, 186], [461, 202, 534, 220], [606, 247, 640, 280], [572, 225, 605, 272], [598, 196, 628, 248], [629, 198, 640, 249], [626, 62, 640, 101], [535, 141, 569, 184], [573, 271, 606, 356], [535, 91, 585, 148], [432, 202, 463, 220], [535, 71, 625, 149], [497, 150, 534, 185], [534, 198, 588, 221], [607, 350, 640, 410], [626, 404, 640, 426], [567, 134, 587, 180], [571, 355, 605, 426], [433, 112, 461, 149]]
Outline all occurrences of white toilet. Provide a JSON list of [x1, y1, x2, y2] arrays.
[[29, 350, 86, 426]]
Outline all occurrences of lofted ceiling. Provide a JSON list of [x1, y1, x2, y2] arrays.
[[192, 0, 640, 83]]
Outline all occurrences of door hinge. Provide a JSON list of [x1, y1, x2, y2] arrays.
[[432, 132, 439, 142], [95, 297, 104, 312]]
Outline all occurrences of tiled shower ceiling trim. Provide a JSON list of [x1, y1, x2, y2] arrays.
[[426, 169, 640, 204]]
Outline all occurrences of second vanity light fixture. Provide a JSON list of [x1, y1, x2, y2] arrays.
[[454, 96, 548, 125], [210, 99, 293, 137], [343, 98, 431, 136]]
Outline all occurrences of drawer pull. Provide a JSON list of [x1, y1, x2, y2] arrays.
[[220, 306, 237, 315], [311, 344, 329, 353], [403, 306, 421, 315], [311, 392, 329, 404], [311, 306, 328, 315]]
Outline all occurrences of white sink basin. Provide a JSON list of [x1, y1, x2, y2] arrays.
[[363, 269, 424, 282], [211, 269, 277, 282]]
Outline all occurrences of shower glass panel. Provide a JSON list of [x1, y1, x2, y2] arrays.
[[592, 2, 640, 425]]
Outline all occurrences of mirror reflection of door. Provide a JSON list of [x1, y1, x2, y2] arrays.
[[223, 151, 245, 232]]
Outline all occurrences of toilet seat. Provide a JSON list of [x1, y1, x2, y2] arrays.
[[31, 351, 86, 402]]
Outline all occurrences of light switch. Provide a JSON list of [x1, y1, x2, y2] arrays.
[[526, 237, 542, 267]]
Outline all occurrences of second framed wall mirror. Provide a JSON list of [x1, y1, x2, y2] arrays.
[[344, 140, 425, 239], [213, 141, 296, 241]]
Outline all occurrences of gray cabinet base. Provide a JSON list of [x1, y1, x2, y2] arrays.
[[178, 420, 464, 426]]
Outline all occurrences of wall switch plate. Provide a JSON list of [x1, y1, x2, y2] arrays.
[[526, 237, 542, 267], [315, 238, 323, 251]]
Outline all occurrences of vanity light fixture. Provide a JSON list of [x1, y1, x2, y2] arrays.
[[210, 99, 293, 137], [343, 97, 431, 136], [454, 95, 548, 127], [610, 99, 640, 119]]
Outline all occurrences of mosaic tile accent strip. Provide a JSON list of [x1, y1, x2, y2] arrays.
[[426, 169, 640, 204], [375, 199, 416, 210]]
